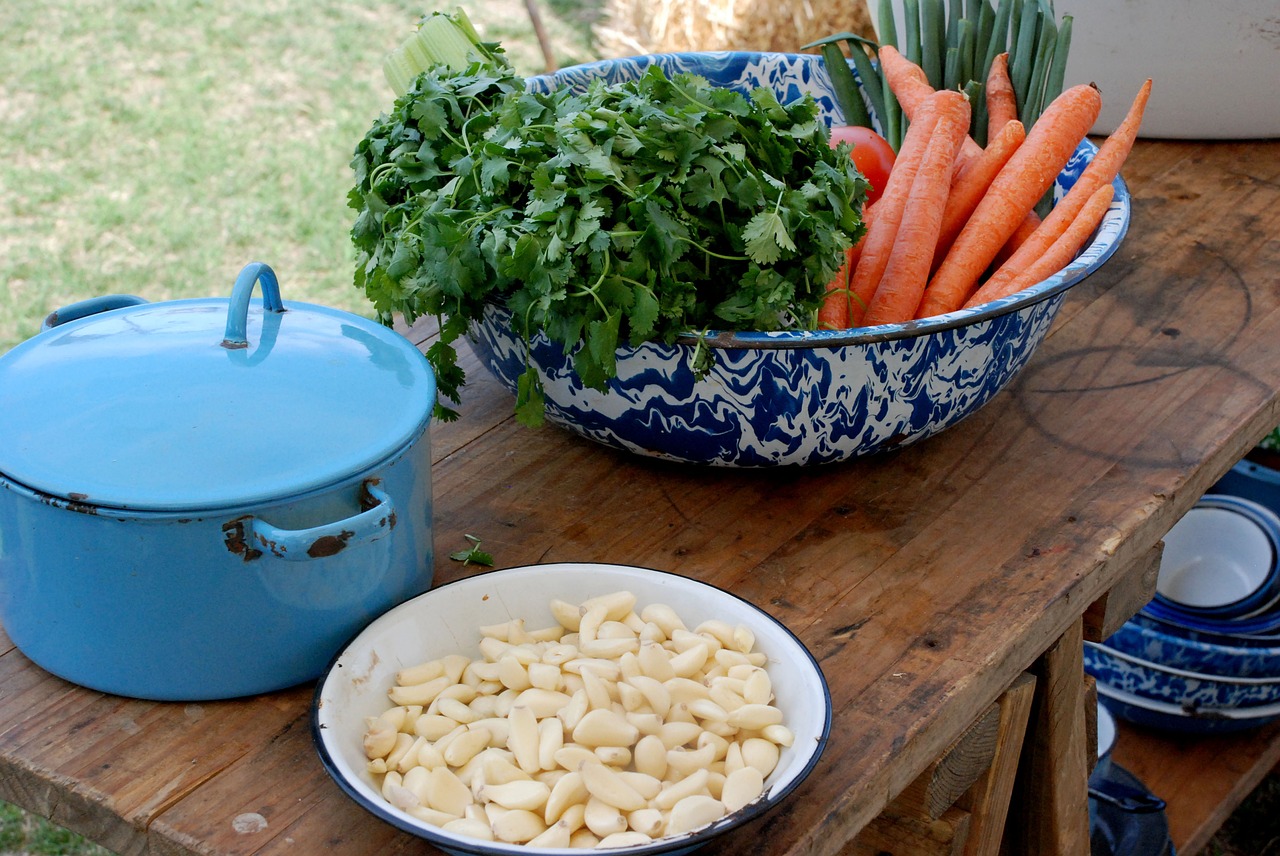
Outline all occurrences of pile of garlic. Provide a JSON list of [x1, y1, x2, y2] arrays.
[[361, 590, 793, 848]]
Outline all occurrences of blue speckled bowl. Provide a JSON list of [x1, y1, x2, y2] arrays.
[[1098, 681, 1280, 735], [467, 52, 1131, 468], [1085, 641, 1280, 710], [1105, 617, 1280, 679]]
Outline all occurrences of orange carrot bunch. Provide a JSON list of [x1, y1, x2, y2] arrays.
[[818, 48, 1151, 330]]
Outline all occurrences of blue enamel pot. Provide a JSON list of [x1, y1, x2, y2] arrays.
[[0, 263, 437, 701]]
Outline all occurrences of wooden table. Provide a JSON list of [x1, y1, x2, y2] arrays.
[[2, 138, 1278, 856]]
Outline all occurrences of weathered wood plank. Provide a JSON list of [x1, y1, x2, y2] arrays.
[[844, 806, 972, 856], [1111, 719, 1280, 856], [891, 703, 1002, 822], [1083, 542, 1162, 643], [1005, 620, 1091, 856], [957, 673, 1037, 856]]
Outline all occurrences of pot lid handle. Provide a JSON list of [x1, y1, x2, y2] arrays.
[[222, 262, 285, 349]]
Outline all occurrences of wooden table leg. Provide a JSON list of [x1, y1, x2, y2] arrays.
[[958, 672, 1038, 856], [1003, 618, 1092, 855], [841, 674, 1039, 856]]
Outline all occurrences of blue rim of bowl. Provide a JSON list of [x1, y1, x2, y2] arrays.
[[1096, 680, 1280, 722], [1108, 614, 1280, 664], [310, 562, 835, 855], [533, 51, 1132, 352], [1086, 640, 1280, 688], [1145, 494, 1280, 624], [1130, 609, 1280, 647]]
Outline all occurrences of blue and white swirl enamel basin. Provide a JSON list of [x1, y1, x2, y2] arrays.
[[472, 52, 1131, 468], [1084, 640, 1280, 710]]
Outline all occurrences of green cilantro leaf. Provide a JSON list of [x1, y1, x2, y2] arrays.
[[349, 56, 866, 425]]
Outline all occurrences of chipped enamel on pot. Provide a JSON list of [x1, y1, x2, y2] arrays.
[[0, 263, 437, 701]]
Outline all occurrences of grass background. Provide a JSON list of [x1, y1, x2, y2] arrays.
[[0, 0, 599, 352], [1, 0, 1277, 853]]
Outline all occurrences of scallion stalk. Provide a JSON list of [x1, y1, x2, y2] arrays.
[[817, 41, 874, 128], [920, 0, 947, 88], [1024, 15, 1057, 126], [876, 0, 905, 146], [1010, 0, 1040, 121], [904, 0, 924, 68], [1044, 14, 1073, 104], [845, 36, 890, 128]]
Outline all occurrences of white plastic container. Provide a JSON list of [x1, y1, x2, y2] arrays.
[[1058, 0, 1279, 139], [868, 0, 1280, 140]]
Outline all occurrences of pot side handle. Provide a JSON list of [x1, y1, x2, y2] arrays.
[[41, 295, 150, 331], [242, 483, 396, 561]]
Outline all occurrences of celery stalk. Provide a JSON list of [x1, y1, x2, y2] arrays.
[[382, 7, 507, 96]]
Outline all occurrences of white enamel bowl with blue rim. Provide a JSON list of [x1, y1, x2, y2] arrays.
[[312, 562, 832, 856], [467, 51, 1131, 468], [1212, 457, 1280, 521], [1097, 681, 1280, 735], [1084, 640, 1280, 710], [1146, 495, 1280, 621]]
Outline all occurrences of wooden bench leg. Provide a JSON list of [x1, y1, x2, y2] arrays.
[[957, 672, 1038, 856], [841, 674, 1038, 856], [1003, 618, 1092, 856]]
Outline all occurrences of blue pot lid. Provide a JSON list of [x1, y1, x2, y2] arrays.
[[0, 263, 435, 512]]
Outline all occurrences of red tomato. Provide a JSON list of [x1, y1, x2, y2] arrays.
[[828, 125, 896, 206]]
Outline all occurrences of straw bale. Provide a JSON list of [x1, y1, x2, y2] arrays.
[[593, 0, 875, 59]]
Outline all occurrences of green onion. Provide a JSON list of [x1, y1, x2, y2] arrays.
[[846, 36, 891, 128], [904, 0, 924, 67], [877, 0, 905, 147], [920, 0, 946, 88], [1044, 14, 1073, 105], [944, 45, 961, 90], [817, 40, 874, 128], [1010, 0, 1039, 121], [1023, 14, 1057, 126]]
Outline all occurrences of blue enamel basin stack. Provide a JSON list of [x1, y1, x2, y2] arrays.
[[1091, 463, 1280, 734]]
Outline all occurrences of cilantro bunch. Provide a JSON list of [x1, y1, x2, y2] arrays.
[[351, 55, 868, 424]]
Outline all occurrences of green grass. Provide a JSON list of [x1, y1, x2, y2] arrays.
[[0, 802, 112, 856], [0, 0, 600, 353]]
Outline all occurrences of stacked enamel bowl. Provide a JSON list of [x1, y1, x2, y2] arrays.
[[1089, 493, 1280, 734]]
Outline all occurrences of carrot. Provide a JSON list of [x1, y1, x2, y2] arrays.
[[993, 211, 1041, 268], [877, 44, 933, 117], [863, 90, 971, 326], [964, 184, 1114, 308], [878, 45, 984, 166], [985, 52, 1018, 131], [818, 246, 856, 329], [817, 206, 877, 329], [979, 78, 1152, 298], [846, 100, 941, 326], [931, 118, 1025, 273], [914, 82, 1103, 319]]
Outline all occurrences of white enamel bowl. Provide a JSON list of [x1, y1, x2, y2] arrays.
[[312, 563, 832, 856]]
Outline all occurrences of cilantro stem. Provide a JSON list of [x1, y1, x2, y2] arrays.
[[679, 236, 748, 262], [369, 161, 398, 188], [572, 253, 613, 314]]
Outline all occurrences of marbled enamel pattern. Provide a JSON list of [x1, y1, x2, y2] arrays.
[[1084, 641, 1280, 710], [1105, 617, 1280, 679], [476, 52, 1131, 467]]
